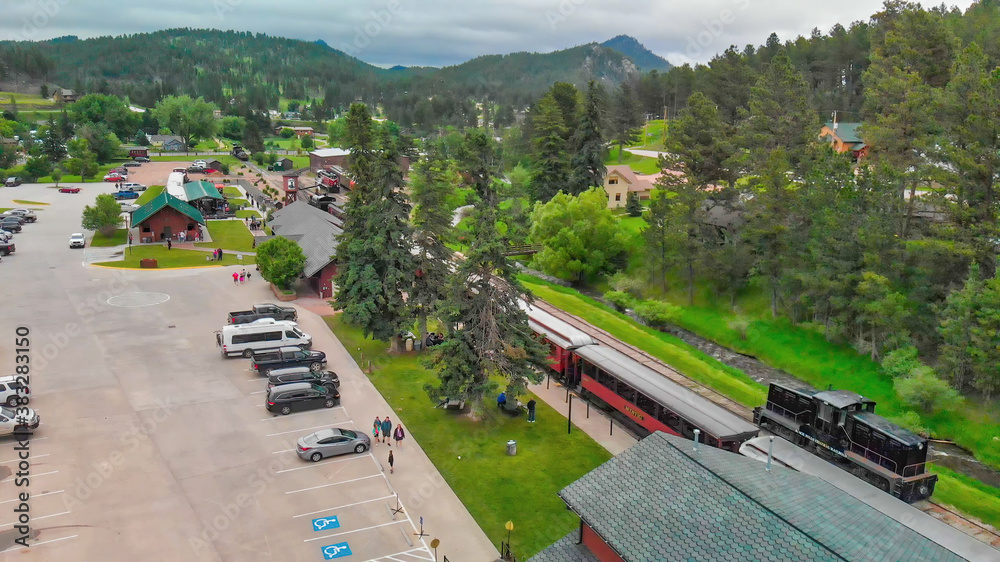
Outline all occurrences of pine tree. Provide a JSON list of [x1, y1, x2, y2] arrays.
[[569, 81, 607, 195], [530, 93, 569, 202], [609, 82, 642, 163], [41, 116, 66, 162], [427, 130, 546, 415], [625, 191, 642, 217], [409, 142, 458, 343], [333, 103, 414, 350], [242, 120, 264, 154]]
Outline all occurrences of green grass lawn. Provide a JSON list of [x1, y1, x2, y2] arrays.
[[633, 119, 668, 150], [324, 316, 612, 559], [931, 465, 1000, 529], [11, 199, 48, 206], [520, 277, 767, 407], [135, 185, 165, 206], [95, 245, 255, 268], [235, 209, 261, 219], [150, 155, 242, 166], [195, 220, 255, 252], [90, 229, 128, 247], [0, 91, 55, 107], [226, 198, 249, 208], [223, 186, 244, 198], [605, 147, 662, 175]]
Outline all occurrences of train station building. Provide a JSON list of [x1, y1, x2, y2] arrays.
[[528, 432, 978, 562]]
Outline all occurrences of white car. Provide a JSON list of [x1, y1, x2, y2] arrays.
[[0, 230, 11, 242], [121, 182, 147, 191], [0, 405, 39, 437], [119, 203, 140, 213], [69, 233, 86, 248]]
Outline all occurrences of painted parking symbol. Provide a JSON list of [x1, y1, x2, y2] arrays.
[[322, 542, 352, 559], [312, 516, 340, 532]]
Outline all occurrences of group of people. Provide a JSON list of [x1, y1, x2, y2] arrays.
[[497, 392, 538, 422], [424, 332, 446, 348], [232, 269, 251, 284], [372, 416, 406, 474], [211, 248, 225, 261]]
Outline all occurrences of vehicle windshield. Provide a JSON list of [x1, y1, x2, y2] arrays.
[[0, 406, 17, 417], [341, 429, 357, 439], [293, 328, 306, 338]]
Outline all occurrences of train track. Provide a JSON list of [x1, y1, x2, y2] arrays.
[[533, 297, 1000, 553], [530, 298, 755, 421]]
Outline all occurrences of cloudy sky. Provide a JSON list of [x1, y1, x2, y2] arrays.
[[2, 0, 978, 67]]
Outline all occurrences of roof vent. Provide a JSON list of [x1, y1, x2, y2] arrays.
[[766, 436, 775, 472], [693, 429, 700, 452]]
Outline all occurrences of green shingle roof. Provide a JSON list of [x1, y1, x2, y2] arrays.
[[132, 191, 206, 226], [183, 180, 224, 202], [532, 432, 966, 562], [824, 122, 865, 144], [528, 533, 600, 562]]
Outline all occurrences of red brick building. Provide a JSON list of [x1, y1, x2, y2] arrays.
[[132, 192, 206, 243]]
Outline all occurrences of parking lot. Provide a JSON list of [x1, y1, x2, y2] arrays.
[[0, 182, 496, 560]]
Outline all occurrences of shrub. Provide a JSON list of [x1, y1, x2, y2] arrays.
[[895, 366, 963, 413], [728, 316, 752, 340], [255, 236, 306, 290], [633, 299, 680, 328], [603, 290, 635, 312], [886, 411, 929, 437], [881, 345, 921, 379], [608, 272, 645, 297]]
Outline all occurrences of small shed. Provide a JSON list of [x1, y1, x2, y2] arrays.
[[182, 180, 226, 216], [132, 191, 206, 243]]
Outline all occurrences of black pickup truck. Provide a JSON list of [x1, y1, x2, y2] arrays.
[[252, 347, 327, 375], [228, 303, 298, 324], [0, 241, 13, 256]]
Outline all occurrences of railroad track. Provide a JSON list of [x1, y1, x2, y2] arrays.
[[919, 501, 1000, 549], [530, 298, 755, 421]]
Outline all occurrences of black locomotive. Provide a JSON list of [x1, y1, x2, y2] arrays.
[[754, 382, 937, 503]]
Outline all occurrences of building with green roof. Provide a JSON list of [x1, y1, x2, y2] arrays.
[[132, 191, 206, 243], [529, 432, 979, 562]]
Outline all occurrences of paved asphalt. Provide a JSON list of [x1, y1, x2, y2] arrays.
[[0, 182, 498, 561]]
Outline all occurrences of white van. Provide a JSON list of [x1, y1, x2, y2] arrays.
[[215, 319, 312, 358]]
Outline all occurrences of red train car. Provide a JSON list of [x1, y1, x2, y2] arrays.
[[523, 301, 596, 381]]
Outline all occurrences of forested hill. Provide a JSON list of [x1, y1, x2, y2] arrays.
[[0, 28, 644, 119], [601, 35, 671, 71]]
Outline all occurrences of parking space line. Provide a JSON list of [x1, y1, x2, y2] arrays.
[[0, 490, 63, 505], [272, 448, 295, 455], [0, 437, 46, 447], [286, 474, 380, 495], [303, 520, 406, 543], [0, 453, 48, 464], [0, 510, 69, 527], [250, 390, 267, 395], [1, 533, 77, 552], [1, 470, 57, 482], [260, 406, 344, 421], [275, 454, 369, 474], [292, 494, 395, 519], [265, 424, 335, 438]]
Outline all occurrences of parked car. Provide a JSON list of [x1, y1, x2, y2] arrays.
[[112, 190, 139, 200], [8, 209, 36, 222], [265, 382, 340, 415], [296, 428, 369, 461], [266, 367, 340, 391], [69, 233, 86, 248], [103, 173, 125, 182], [123, 161, 142, 168], [0, 219, 22, 232], [0, 213, 25, 224], [0, 230, 11, 242], [0, 376, 27, 407], [121, 182, 147, 191], [119, 203, 140, 213], [252, 347, 326, 375], [0, 405, 39, 437], [193, 159, 208, 168], [133, 156, 150, 162], [228, 303, 298, 324], [0, 241, 14, 256], [59, 186, 81, 193], [4, 177, 21, 187]]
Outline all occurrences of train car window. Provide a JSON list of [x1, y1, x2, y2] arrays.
[[635, 393, 656, 417], [596, 369, 615, 389], [679, 421, 696, 439], [582, 360, 597, 378], [617, 381, 636, 403]]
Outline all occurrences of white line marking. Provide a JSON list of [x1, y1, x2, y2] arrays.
[[0, 453, 48, 464], [265, 424, 334, 438], [260, 406, 343, 421], [304, 520, 405, 542], [1, 533, 78, 552], [1, 469, 57, 482], [250, 390, 267, 395], [272, 448, 294, 455], [0, 490, 63, 504], [292, 494, 395, 518], [0, 509, 69, 527], [285, 474, 380, 495], [276, 454, 369, 473]]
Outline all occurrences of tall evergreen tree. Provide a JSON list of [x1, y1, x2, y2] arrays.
[[427, 130, 546, 415], [409, 142, 459, 343], [41, 116, 67, 162], [609, 82, 642, 163], [569, 81, 608, 195], [334, 103, 414, 350], [530, 93, 569, 202], [242, 120, 264, 153]]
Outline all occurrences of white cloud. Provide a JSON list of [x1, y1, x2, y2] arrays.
[[0, 0, 978, 67]]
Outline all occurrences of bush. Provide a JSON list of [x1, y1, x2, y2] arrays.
[[279, 128, 294, 139], [255, 236, 306, 290], [886, 411, 929, 437], [608, 272, 645, 297], [633, 299, 680, 328], [603, 290, 635, 312], [881, 345, 921, 379], [895, 366, 963, 413], [728, 316, 752, 340]]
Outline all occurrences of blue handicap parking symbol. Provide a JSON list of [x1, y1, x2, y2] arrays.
[[312, 516, 340, 532], [321, 542, 352, 559]]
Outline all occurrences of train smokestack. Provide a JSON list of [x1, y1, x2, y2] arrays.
[[766, 436, 775, 471], [693, 429, 700, 452]]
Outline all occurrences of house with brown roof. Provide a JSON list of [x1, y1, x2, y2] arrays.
[[52, 89, 79, 104], [819, 122, 868, 161], [602, 165, 655, 209]]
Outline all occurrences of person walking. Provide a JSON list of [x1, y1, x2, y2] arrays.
[[218, 248, 224, 261], [239, 271, 246, 284], [381, 417, 392, 445], [527, 399, 537, 423], [166, 238, 172, 250], [232, 271, 239, 285], [372, 417, 381, 446], [393, 424, 405, 449], [388, 450, 394, 474]]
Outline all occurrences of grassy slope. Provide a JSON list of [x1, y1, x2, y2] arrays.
[[521, 277, 767, 407], [324, 316, 612, 558], [90, 229, 128, 247], [195, 220, 254, 252], [931, 466, 1000, 529], [605, 147, 661, 175], [95, 245, 254, 268]]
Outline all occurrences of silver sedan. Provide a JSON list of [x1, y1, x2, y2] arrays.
[[296, 428, 371, 462]]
